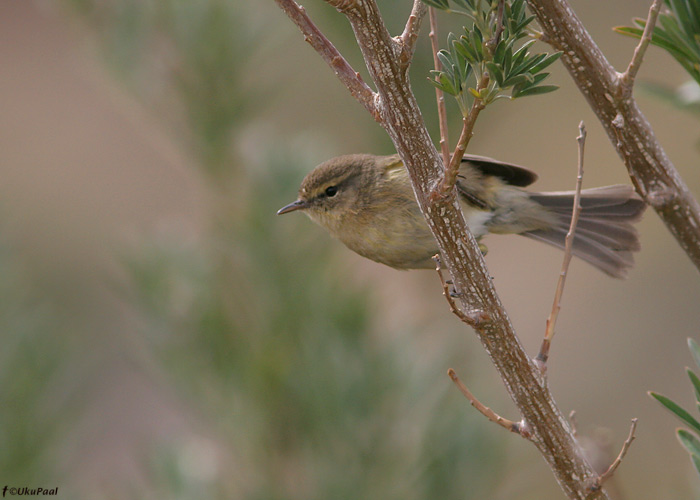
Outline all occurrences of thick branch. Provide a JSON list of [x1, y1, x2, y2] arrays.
[[527, 0, 700, 273], [398, 0, 427, 67], [320, 1, 607, 498], [277, 0, 609, 497]]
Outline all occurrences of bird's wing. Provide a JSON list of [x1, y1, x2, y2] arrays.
[[461, 154, 538, 187]]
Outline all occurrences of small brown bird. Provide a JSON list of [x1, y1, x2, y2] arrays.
[[277, 154, 646, 278]]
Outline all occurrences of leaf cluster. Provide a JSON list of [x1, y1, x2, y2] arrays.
[[615, 0, 700, 84], [423, 0, 561, 115], [650, 338, 700, 476]]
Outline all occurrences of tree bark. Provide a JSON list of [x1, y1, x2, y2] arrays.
[[278, 0, 611, 497], [528, 0, 700, 272]]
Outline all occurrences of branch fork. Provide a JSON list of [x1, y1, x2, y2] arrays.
[[277, 1, 615, 497], [434, 255, 490, 328], [527, 0, 700, 271], [590, 418, 638, 492], [448, 368, 530, 438], [616, 0, 663, 100]]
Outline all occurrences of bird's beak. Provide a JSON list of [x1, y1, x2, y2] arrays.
[[277, 199, 308, 215]]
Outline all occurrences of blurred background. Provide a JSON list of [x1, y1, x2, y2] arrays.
[[1, 0, 700, 498]]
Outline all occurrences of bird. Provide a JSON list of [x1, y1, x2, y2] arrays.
[[277, 153, 646, 278]]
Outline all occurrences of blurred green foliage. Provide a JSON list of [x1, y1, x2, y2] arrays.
[[126, 155, 505, 499], [44, 0, 510, 498], [616, 0, 700, 119], [651, 338, 700, 478]]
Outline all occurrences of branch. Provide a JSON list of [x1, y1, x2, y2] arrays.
[[527, 0, 700, 273], [591, 419, 638, 491], [429, 7, 451, 170], [278, 1, 610, 498], [618, 0, 663, 97], [536, 122, 586, 367], [273, 0, 379, 121], [398, 0, 428, 67], [448, 368, 527, 436], [439, 74, 489, 196], [434, 254, 489, 327]]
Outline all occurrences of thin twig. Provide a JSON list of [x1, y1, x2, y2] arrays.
[[281, 1, 613, 496], [618, 0, 663, 98], [536, 122, 586, 367], [439, 74, 489, 196], [398, 0, 428, 67], [591, 419, 638, 491], [489, 0, 506, 51], [433, 255, 489, 327], [429, 7, 451, 170], [274, 0, 379, 120], [527, 0, 700, 273], [448, 368, 528, 437]]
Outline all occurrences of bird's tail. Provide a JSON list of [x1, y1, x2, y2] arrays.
[[522, 185, 647, 278]]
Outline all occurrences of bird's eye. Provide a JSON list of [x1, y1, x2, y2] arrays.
[[325, 186, 338, 197]]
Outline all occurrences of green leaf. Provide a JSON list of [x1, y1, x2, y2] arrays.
[[651, 391, 700, 435], [615, 22, 698, 65], [669, 0, 700, 39], [510, 0, 525, 21], [511, 39, 537, 68], [486, 61, 505, 86], [692, 453, 700, 477], [493, 39, 507, 65], [438, 50, 455, 76], [688, 0, 700, 34], [613, 26, 645, 38], [689, 337, 700, 368], [529, 51, 563, 74], [452, 0, 475, 10], [470, 28, 484, 60], [456, 37, 479, 64], [513, 53, 546, 77], [659, 14, 700, 61], [687, 368, 700, 401], [513, 15, 537, 35], [678, 428, 700, 457], [420, 0, 450, 9], [502, 45, 513, 74], [502, 72, 532, 88], [512, 84, 559, 98]]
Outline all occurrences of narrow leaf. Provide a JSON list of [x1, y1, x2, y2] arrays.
[[668, 0, 700, 39], [502, 73, 531, 88], [678, 428, 700, 457], [529, 51, 563, 74], [687, 368, 700, 401], [651, 391, 700, 435], [689, 338, 700, 368], [456, 37, 479, 64], [486, 61, 505, 86], [513, 84, 559, 98], [438, 51, 455, 77], [420, 0, 450, 9], [453, 0, 475, 10], [692, 454, 700, 476]]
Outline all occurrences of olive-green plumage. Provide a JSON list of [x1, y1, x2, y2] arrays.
[[278, 154, 646, 278]]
